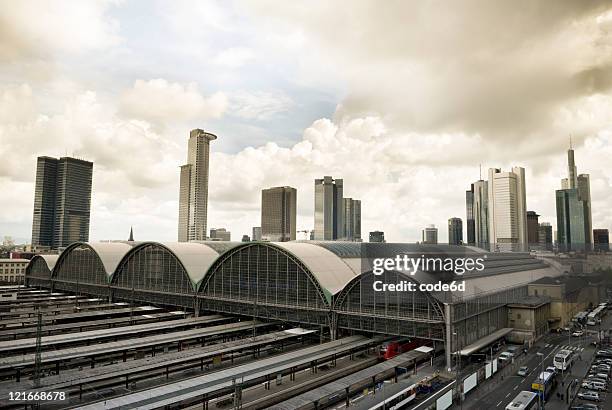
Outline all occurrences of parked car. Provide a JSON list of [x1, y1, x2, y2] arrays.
[[570, 404, 600, 410], [587, 372, 609, 380], [546, 366, 557, 374], [517, 366, 528, 377], [586, 377, 608, 386], [582, 381, 606, 391], [578, 391, 601, 401], [573, 330, 585, 337], [499, 351, 514, 362], [595, 358, 612, 364]]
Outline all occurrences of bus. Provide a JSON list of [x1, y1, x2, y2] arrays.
[[505, 390, 538, 410], [573, 311, 588, 324], [531, 371, 556, 401], [554, 349, 574, 372]]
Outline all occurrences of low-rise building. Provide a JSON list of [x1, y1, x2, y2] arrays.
[[507, 295, 551, 344], [528, 276, 599, 329], [0, 258, 29, 284]]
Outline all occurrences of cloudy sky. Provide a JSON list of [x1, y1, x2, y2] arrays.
[[1, 0, 612, 244]]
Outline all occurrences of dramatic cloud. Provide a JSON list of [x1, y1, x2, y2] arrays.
[[119, 79, 228, 126], [1, 0, 611, 244]]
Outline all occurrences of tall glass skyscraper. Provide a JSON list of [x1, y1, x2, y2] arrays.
[[342, 198, 361, 241], [31, 156, 93, 249], [465, 185, 475, 245], [473, 179, 489, 249], [178, 129, 216, 242], [314, 176, 343, 240], [448, 217, 463, 245], [261, 186, 297, 242], [556, 143, 592, 252]]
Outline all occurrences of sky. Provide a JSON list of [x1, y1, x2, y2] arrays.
[[1, 0, 612, 244]]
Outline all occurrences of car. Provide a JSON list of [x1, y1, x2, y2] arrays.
[[571, 404, 600, 410], [588, 320, 597, 326], [594, 364, 611, 371], [573, 330, 585, 337], [582, 381, 606, 391], [596, 358, 612, 364], [588, 372, 609, 380], [517, 366, 529, 376], [546, 366, 557, 374], [499, 351, 514, 361], [586, 377, 608, 386], [578, 391, 601, 401]]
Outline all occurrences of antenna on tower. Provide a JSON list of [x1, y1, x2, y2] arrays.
[[479, 164, 482, 180], [569, 134, 573, 149]]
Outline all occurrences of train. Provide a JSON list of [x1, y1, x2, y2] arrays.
[[379, 338, 425, 360]]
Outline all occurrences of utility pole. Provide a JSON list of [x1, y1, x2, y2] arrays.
[[34, 309, 42, 388]]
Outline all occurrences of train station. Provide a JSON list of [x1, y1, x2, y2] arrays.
[[0, 240, 571, 408]]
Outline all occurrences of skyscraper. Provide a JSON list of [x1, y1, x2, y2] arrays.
[[465, 186, 475, 245], [538, 222, 553, 251], [314, 176, 343, 240], [178, 129, 216, 242], [252, 227, 262, 241], [473, 180, 489, 249], [487, 167, 527, 251], [556, 142, 592, 252], [342, 198, 361, 241], [526, 211, 540, 248], [261, 186, 297, 242], [448, 218, 463, 245], [31, 156, 93, 249], [593, 229, 610, 252], [422, 225, 438, 244]]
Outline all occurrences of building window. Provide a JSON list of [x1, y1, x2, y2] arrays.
[[517, 313, 522, 319]]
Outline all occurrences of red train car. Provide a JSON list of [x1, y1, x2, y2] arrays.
[[379, 338, 423, 360]]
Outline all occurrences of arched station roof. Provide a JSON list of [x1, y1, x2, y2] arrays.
[[31, 254, 59, 272], [120, 241, 242, 286]]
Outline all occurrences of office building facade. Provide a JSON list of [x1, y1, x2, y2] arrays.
[[465, 186, 475, 245], [261, 186, 297, 242], [472, 180, 489, 249], [314, 176, 343, 240], [178, 129, 217, 242], [422, 225, 438, 244], [342, 198, 361, 241], [526, 211, 540, 248], [538, 223, 553, 251], [252, 227, 262, 241], [448, 218, 463, 245], [487, 167, 527, 251], [31, 156, 93, 249], [593, 229, 609, 252], [209, 228, 231, 241]]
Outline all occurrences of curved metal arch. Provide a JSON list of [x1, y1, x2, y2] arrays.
[[333, 269, 446, 322], [198, 242, 331, 307], [52, 242, 110, 283], [112, 242, 197, 292], [25, 255, 56, 279]]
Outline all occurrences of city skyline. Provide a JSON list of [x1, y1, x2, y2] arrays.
[[1, 2, 612, 244]]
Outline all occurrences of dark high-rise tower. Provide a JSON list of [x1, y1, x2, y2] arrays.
[[465, 185, 475, 245], [526, 211, 540, 248], [314, 176, 343, 240], [31, 156, 93, 249], [448, 217, 463, 245], [31, 157, 59, 247], [261, 186, 297, 242]]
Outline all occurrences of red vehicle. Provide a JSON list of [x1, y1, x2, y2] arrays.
[[379, 339, 423, 360]]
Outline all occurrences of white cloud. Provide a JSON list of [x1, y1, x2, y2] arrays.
[[119, 79, 228, 125], [229, 90, 293, 120], [0, 0, 120, 61]]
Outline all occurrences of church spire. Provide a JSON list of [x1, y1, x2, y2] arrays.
[[128, 226, 134, 242]]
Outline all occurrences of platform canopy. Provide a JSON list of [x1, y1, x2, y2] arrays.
[[459, 327, 514, 356]]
